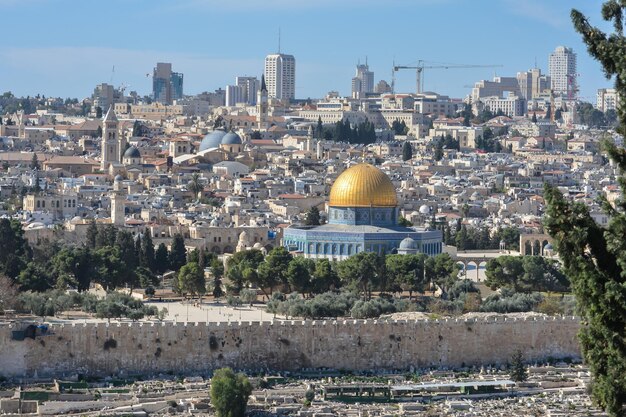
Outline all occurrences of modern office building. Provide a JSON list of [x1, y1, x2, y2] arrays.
[[264, 53, 296, 102], [170, 72, 184, 101], [351, 62, 374, 98], [549, 46, 577, 97], [152, 62, 184, 104]]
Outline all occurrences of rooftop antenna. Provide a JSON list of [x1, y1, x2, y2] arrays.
[[534, 56, 537, 69], [278, 27, 281, 53], [365, 56, 368, 66], [110, 65, 115, 83]]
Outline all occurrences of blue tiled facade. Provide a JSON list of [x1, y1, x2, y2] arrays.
[[327, 206, 399, 227], [283, 224, 442, 259]]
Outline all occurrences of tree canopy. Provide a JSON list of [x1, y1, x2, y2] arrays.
[[210, 368, 252, 417]]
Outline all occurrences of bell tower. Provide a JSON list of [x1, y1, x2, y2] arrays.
[[101, 106, 120, 171], [256, 75, 268, 130]]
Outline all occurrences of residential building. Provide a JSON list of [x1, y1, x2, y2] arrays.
[[225, 85, 245, 107], [264, 53, 296, 101], [236, 76, 260, 105], [516, 68, 550, 100], [549, 46, 577, 97], [92, 83, 122, 113], [596, 88, 619, 112]]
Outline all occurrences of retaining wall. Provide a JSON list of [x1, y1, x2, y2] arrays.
[[0, 317, 581, 377]]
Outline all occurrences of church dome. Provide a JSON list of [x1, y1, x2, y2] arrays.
[[199, 130, 227, 151], [399, 237, 417, 250], [222, 132, 242, 145], [123, 146, 141, 158], [329, 163, 397, 208]]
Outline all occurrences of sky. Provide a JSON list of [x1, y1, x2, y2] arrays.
[[0, 0, 615, 102]]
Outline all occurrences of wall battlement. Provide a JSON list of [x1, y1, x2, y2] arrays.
[[0, 317, 581, 378]]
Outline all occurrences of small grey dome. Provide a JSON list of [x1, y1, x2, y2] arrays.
[[399, 237, 418, 250], [419, 204, 431, 215], [123, 146, 141, 158], [544, 243, 554, 251], [114, 174, 123, 182], [199, 130, 227, 151], [222, 132, 242, 145]]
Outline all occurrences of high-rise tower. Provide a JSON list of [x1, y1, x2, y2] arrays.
[[264, 53, 296, 102], [152, 62, 184, 104], [548, 46, 577, 97], [351, 60, 374, 98]]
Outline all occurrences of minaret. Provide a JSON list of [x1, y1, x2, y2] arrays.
[[256, 75, 268, 130], [101, 106, 120, 171], [110, 191, 125, 226], [17, 110, 25, 138]]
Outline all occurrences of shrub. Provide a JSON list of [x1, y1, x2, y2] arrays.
[[240, 289, 257, 306], [266, 291, 409, 319], [480, 289, 543, 313]]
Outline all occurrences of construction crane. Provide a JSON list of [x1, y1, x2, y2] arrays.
[[391, 60, 504, 94]]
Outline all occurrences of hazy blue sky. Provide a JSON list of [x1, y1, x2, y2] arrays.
[[0, 0, 614, 101]]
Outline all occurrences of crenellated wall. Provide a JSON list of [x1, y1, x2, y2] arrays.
[[0, 317, 581, 378]]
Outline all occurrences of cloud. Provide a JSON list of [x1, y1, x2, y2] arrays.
[[503, 0, 569, 29]]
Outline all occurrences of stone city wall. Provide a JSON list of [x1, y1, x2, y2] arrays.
[[0, 317, 581, 378]]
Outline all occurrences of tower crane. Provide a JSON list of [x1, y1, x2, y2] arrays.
[[391, 60, 504, 94]]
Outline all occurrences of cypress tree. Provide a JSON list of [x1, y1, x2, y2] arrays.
[[402, 141, 413, 161], [544, 4, 626, 415], [169, 233, 187, 271], [140, 232, 155, 272]]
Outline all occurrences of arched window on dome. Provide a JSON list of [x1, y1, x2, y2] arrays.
[[348, 244, 353, 255], [316, 243, 322, 254], [324, 243, 330, 254]]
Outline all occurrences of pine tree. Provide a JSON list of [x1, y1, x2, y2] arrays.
[[543, 4, 626, 415]]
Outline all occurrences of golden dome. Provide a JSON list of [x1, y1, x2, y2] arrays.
[[329, 163, 398, 207]]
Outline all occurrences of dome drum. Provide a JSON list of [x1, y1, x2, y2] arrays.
[[329, 206, 398, 227]]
